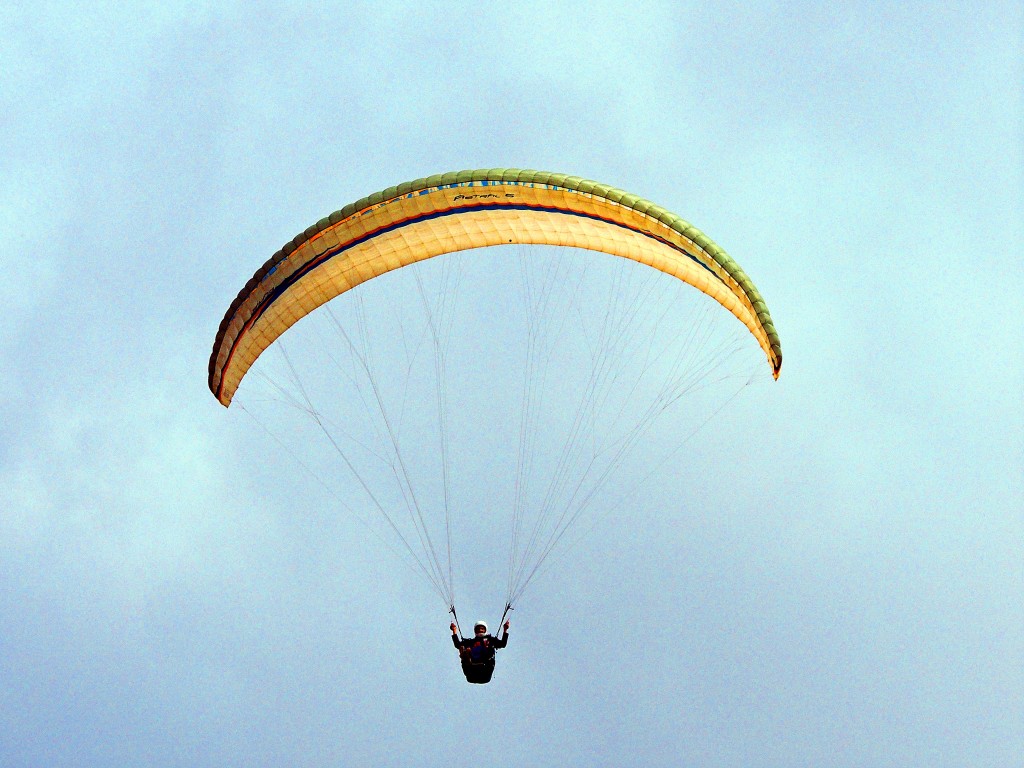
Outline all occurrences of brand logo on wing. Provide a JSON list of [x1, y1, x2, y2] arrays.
[[453, 193, 516, 201]]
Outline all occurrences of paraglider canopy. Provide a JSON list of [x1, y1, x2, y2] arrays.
[[209, 168, 781, 407]]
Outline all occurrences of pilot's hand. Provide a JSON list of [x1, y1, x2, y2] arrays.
[[504, 620, 510, 631], [450, 623, 457, 633]]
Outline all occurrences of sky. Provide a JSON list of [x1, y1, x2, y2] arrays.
[[1, 2, 1022, 766]]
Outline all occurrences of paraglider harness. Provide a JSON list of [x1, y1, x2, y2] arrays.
[[451, 605, 510, 685]]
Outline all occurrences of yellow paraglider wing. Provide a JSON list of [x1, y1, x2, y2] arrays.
[[209, 168, 782, 405]]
